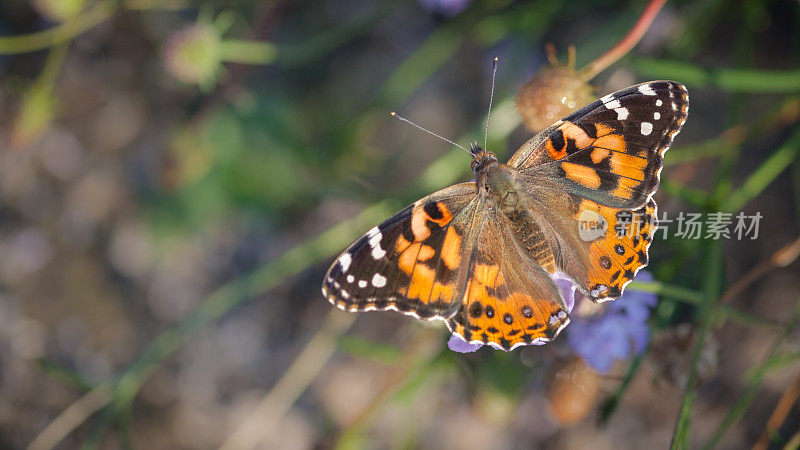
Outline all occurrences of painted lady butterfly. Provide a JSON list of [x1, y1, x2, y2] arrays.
[[322, 81, 688, 350]]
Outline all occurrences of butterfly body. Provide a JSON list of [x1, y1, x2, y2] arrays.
[[323, 81, 688, 350]]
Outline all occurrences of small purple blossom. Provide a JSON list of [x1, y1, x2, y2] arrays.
[[417, 0, 472, 17], [567, 271, 657, 373]]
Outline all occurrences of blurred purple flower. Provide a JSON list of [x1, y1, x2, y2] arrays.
[[448, 271, 579, 353], [418, 0, 472, 17], [567, 271, 657, 373]]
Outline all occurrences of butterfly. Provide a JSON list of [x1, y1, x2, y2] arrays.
[[322, 81, 688, 350]]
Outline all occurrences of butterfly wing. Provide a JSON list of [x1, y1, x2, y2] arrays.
[[507, 81, 687, 302], [446, 209, 569, 350], [322, 183, 480, 320], [509, 81, 688, 209]]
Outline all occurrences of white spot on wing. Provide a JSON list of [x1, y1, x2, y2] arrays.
[[605, 99, 621, 109], [654, 112, 661, 120], [338, 253, 352, 272], [371, 246, 386, 259], [639, 84, 657, 96], [341, 290, 350, 299], [656, 99, 663, 107], [641, 122, 653, 135], [600, 93, 615, 103], [346, 275, 354, 283], [615, 107, 629, 120], [358, 280, 367, 288], [372, 273, 387, 288], [368, 228, 385, 260]]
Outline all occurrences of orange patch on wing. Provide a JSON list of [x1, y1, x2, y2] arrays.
[[473, 263, 505, 287], [426, 202, 453, 226], [591, 147, 610, 163], [398, 243, 435, 275], [430, 281, 455, 303], [410, 207, 431, 241], [562, 162, 602, 189], [595, 133, 626, 153], [595, 123, 615, 137], [396, 235, 412, 253], [546, 139, 567, 160], [441, 227, 461, 270], [611, 173, 642, 199], [610, 152, 647, 181], [560, 122, 594, 149], [407, 264, 435, 301]]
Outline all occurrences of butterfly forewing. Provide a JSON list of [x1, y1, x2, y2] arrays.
[[510, 81, 688, 209], [322, 183, 477, 320]]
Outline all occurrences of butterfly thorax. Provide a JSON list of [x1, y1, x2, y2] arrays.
[[476, 158, 521, 212]]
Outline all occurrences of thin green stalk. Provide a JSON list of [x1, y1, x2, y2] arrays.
[[0, 1, 117, 55], [629, 280, 705, 303], [630, 281, 782, 330], [600, 343, 649, 423], [671, 241, 723, 449], [724, 127, 800, 212], [219, 40, 277, 65], [631, 59, 800, 93]]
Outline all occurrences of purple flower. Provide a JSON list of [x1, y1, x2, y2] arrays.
[[417, 0, 472, 17], [447, 271, 579, 353], [567, 271, 657, 373]]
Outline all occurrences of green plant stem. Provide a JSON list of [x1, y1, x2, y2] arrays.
[[671, 241, 723, 449], [0, 1, 116, 55], [724, 127, 800, 212], [630, 281, 782, 330], [219, 40, 278, 65], [631, 59, 800, 93]]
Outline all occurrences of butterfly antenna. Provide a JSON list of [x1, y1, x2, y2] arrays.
[[390, 112, 472, 155], [484, 56, 499, 151]]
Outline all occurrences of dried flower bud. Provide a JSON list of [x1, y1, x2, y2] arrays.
[[32, 0, 86, 22], [516, 65, 594, 133], [546, 357, 600, 425], [162, 24, 222, 86]]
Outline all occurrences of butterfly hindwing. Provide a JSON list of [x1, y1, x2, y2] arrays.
[[322, 183, 477, 320], [510, 81, 688, 209], [446, 212, 569, 350], [570, 197, 658, 301]]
